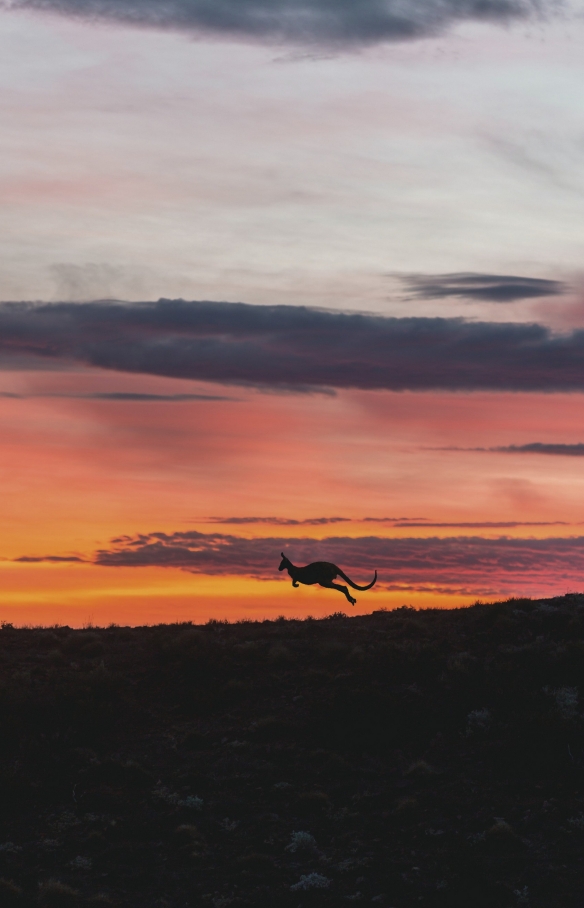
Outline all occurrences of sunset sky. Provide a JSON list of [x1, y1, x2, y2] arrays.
[[2, 0, 584, 625]]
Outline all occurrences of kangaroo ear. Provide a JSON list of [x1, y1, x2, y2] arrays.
[[281, 552, 285, 558]]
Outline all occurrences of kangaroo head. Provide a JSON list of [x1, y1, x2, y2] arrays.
[[279, 552, 292, 572]]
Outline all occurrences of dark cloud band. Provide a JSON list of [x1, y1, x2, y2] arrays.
[[0, 391, 236, 401], [4, 0, 545, 46], [441, 444, 584, 456], [206, 516, 351, 526], [401, 273, 567, 303], [493, 443, 584, 456], [204, 516, 564, 527], [89, 530, 584, 596], [3, 298, 584, 393], [16, 529, 584, 596]]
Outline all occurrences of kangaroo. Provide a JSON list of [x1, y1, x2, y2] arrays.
[[278, 553, 377, 606]]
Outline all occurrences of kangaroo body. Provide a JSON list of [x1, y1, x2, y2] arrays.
[[278, 553, 377, 606]]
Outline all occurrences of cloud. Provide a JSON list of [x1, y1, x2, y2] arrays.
[[5, 298, 584, 393], [81, 392, 236, 401], [14, 554, 86, 563], [0, 391, 237, 401], [204, 516, 566, 528], [493, 443, 584, 456], [363, 516, 428, 522], [401, 273, 567, 303], [78, 529, 584, 597], [442, 443, 584, 456], [3, 0, 548, 47], [18, 528, 584, 596], [390, 520, 567, 527], [206, 516, 351, 526], [362, 516, 565, 527]]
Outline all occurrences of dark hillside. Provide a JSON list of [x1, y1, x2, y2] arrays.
[[2, 595, 584, 907]]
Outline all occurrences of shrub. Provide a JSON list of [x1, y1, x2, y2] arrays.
[[81, 760, 153, 790], [0, 878, 23, 906], [61, 633, 104, 658], [404, 760, 437, 778], [290, 873, 331, 891], [285, 831, 317, 853], [38, 880, 81, 907], [235, 853, 275, 873], [296, 790, 330, 814], [466, 708, 492, 736], [484, 820, 523, 854], [547, 686, 579, 720]]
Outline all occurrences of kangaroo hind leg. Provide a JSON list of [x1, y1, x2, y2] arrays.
[[320, 580, 356, 606]]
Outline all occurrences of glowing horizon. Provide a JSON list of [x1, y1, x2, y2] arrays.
[[2, 358, 584, 625]]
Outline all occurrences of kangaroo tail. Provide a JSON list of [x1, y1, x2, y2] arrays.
[[337, 569, 377, 591]]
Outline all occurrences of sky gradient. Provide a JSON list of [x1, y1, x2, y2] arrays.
[[1, 0, 584, 624]]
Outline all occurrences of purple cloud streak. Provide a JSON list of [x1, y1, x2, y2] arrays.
[[3, 299, 584, 394]]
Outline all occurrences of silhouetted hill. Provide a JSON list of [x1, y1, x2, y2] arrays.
[[2, 595, 584, 907]]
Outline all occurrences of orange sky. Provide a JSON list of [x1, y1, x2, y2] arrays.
[[2, 366, 584, 625]]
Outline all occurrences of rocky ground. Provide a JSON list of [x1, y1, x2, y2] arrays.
[[2, 595, 584, 907]]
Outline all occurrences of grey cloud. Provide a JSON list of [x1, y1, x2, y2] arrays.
[[85, 530, 584, 596], [5, 298, 584, 393], [443, 443, 584, 456], [14, 555, 86, 563], [206, 516, 351, 525], [493, 443, 584, 456], [362, 516, 563, 527], [391, 520, 567, 528], [4, 0, 546, 46], [401, 273, 567, 303], [84, 392, 234, 401], [205, 516, 566, 527], [0, 390, 236, 401]]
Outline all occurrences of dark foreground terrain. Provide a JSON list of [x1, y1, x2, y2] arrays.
[[2, 597, 584, 907]]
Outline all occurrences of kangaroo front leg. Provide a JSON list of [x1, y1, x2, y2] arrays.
[[292, 580, 299, 587], [321, 581, 356, 606]]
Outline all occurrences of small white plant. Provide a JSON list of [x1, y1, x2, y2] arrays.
[[70, 855, 92, 870], [40, 839, 60, 851], [152, 785, 202, 809], [220, 818, 238, 832], [290, 873, 331, 891], [0, 842, 22, 854], [180, 795, 203, 810], [568, 813, 584, 830], [467, 832, 486, 844], [152, 784, 180, 804], [546, 686, 579, 719], [50, 810, 80, 831], [466, 708, 492, 735], [285, 831, 317, 853], [514, 885, 529, 905]]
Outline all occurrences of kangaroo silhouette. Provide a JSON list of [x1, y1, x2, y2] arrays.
[[278, 553, 377, 606]]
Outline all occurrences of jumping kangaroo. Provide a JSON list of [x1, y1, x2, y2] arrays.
[[278, 553, 377, 606]]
